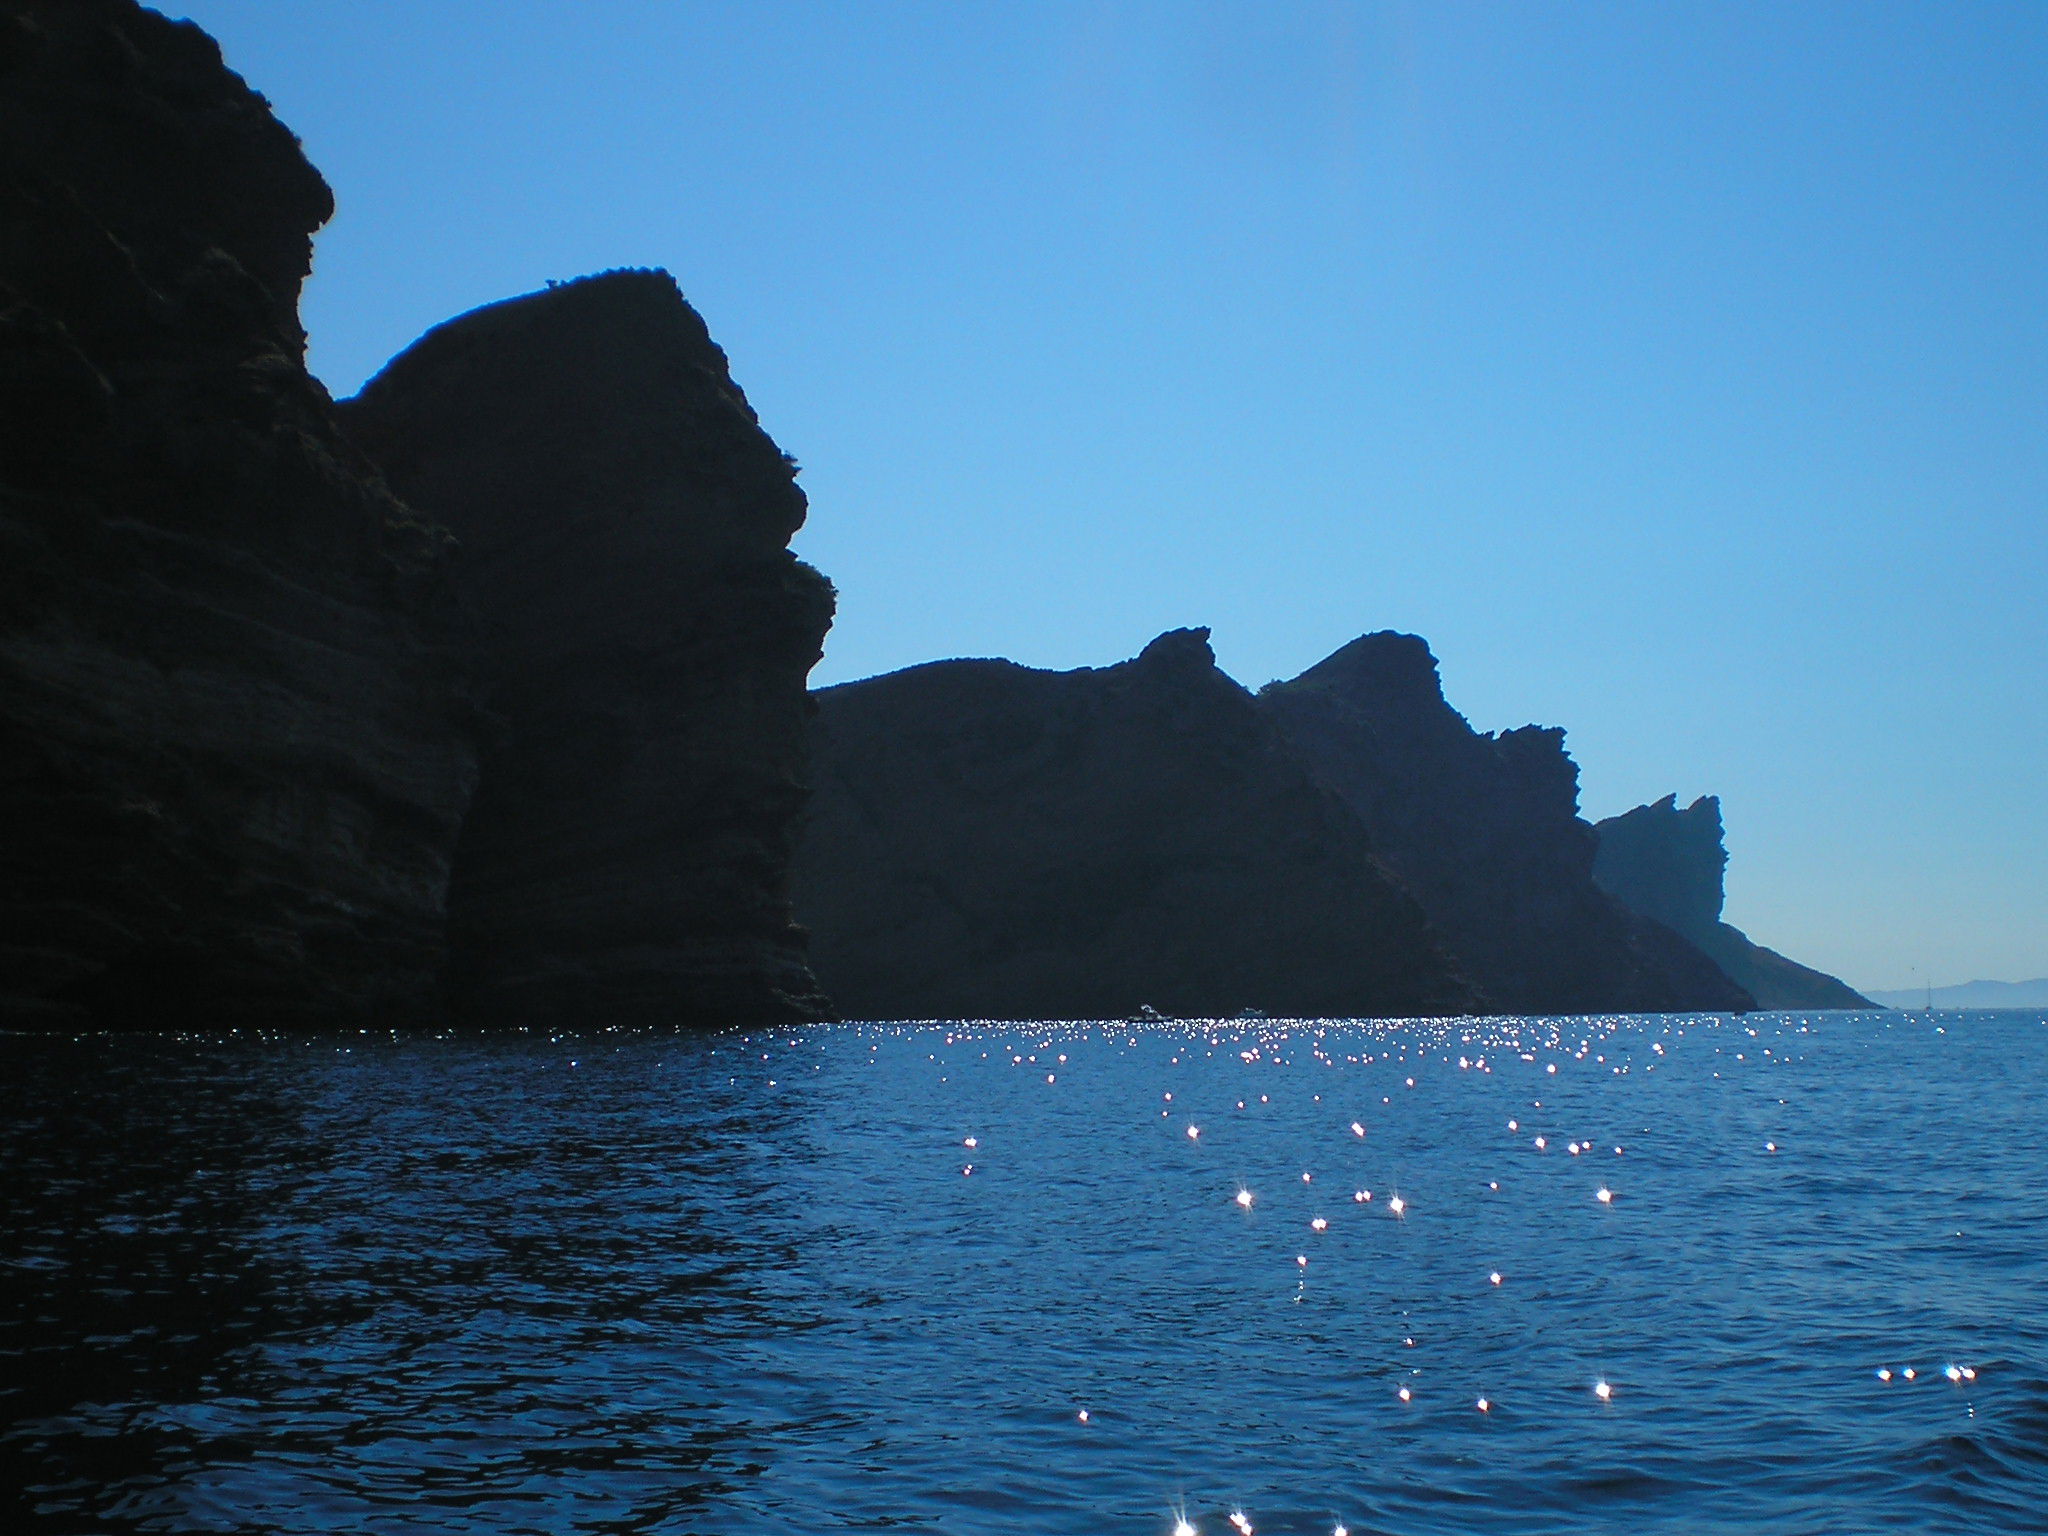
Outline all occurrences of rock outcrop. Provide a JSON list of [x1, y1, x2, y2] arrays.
[[2, 1, 833, 1031], [791, 628, 1477, 1020], [1260, 634, 1755, 1014], [0, 0, 481, 1028], [338, 273, 835, 1027], [1593, 794, 1873, 1010]]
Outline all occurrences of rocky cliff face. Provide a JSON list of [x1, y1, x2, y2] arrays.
[[338, 273, 835, 1027], [1590, 794, 1726, 937], [1593, 795, 1873, 1010], [0, 0, 480, 1028], [1260, 634, 1754, 1014], [791, 628, 1476, 1021], [2, 2, 831, 1031]]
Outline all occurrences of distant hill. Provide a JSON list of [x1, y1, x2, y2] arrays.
[[792, 627, 1768, 1021], [1865, 978, 2048, 1010], [1260, 634, 1752, 1014], [1591, 796, 1875, 1010]]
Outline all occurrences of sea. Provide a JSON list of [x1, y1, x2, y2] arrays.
[[3, 1010, 2044, 1535]]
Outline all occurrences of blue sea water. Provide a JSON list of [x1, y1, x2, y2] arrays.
[[3, 1010, 2045, 1535]]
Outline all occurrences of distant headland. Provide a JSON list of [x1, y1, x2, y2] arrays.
[[1864, 978, 2048, 1010]]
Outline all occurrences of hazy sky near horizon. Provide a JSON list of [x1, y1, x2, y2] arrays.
[[176, 0, 2046, 992]]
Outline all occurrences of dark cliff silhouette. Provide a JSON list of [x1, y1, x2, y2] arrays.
[[0, 0, 481, 1027], [0, 0, 831, 1029], [1593, 794, 1873, 1010], [1260, 634, 1754, 1014], [338, 273, 834, 1026], [792, 629, 1478, 1020], [2, 0, 1849, 1032]]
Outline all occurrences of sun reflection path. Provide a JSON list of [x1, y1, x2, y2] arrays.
[[856, 1010, 1985, 1526]]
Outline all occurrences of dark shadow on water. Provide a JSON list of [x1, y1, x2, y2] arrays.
[[0, 1030, 801, 1535], [0, 1034, 336, 1532]]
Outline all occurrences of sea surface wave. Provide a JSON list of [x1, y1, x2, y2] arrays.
[[4, 1010, 2044, 1534]]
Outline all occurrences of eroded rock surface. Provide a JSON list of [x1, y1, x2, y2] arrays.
[[339, 273, 835, 1026], [792, 628, 1476, 1021], [1594, 794, 1872, 1010], [1261, 634, 1754, 1014], [0, 0, 480, 1028]]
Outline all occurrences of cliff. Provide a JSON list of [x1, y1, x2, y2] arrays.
[[791, 629, 1477, 1020], [1260, 634, 1755, 1014], [0, 0, 480, 1028], [2, 1, 832, 1031], [1593, 795, 1874, 1010], [338, 273, 835, 1027]]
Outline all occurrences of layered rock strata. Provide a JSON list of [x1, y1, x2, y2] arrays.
[[0, 0, 481, 1028], [1593, 794, 1873, 1010], [1260, 634, 1755, 1014], [339, 273, 835, 1026], [791, 628, 1477, 1021]]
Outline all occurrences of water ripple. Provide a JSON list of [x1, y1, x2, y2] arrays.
[[3, 1012, 2045, 1532]]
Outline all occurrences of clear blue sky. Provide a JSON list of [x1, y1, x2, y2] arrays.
[[175, 1, 2047, 993]]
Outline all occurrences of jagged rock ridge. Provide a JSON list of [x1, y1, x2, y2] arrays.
[[339, 272, 835, 1027], [1593, 794, 1874, 1010], [792, 628, 1477, 1020], [1260, 634, 1754, 1014], [0, 0, 481, 1028]]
